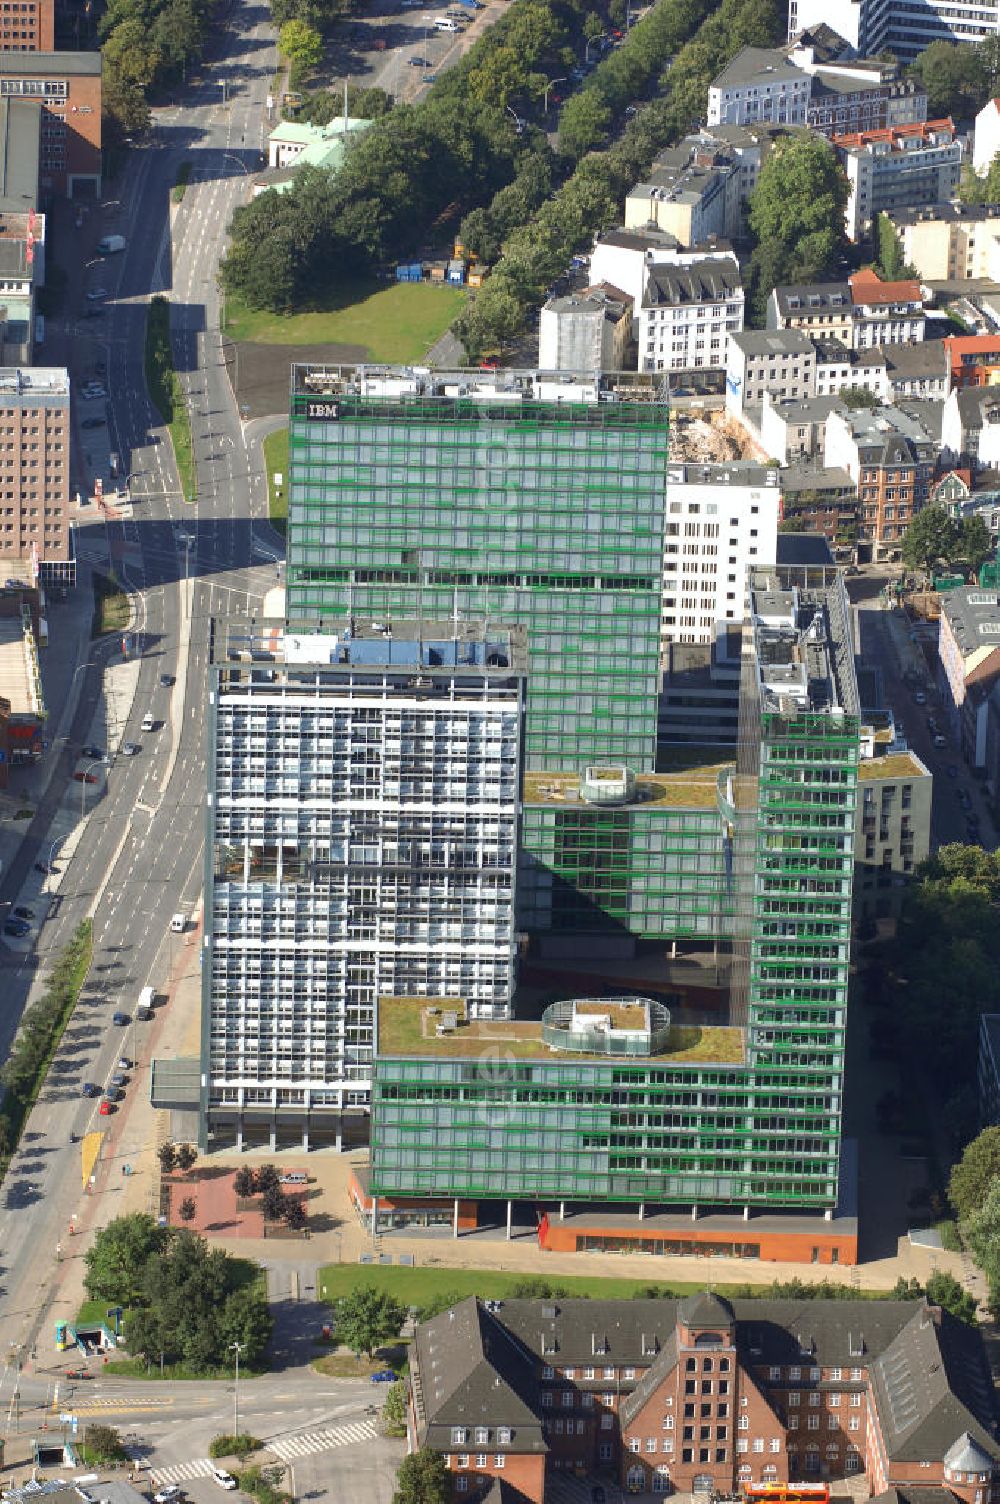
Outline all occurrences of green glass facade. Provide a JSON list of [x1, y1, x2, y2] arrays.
[[519, 803, 731, 938], [286, 371, 668, 772]]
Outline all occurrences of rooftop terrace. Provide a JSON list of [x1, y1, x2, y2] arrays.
[[376, 997, 745, 1067], [523, 765, 729, 810]]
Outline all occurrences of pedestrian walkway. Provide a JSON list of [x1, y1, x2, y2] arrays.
[[149, 1458, 215, 1486], [267, 1419, 377, 1462]]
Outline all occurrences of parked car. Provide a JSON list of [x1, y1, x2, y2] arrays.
[[3, 919, 29, 937], [371, 1370, 396, 1383], [12, 906, 34, 920], [154, 1487, 183, 1502], [159, 674, 175, 687], [82, 745, 105, 760], [933, 733, 947, 748], [65, 1368, 93, 1379], [408, 54, 430, 65], [73, 771, 98, 784], [117, 1056, 132, 1071], [34, 860, 57, 875], [82, 1082, 100, 1097], [913, 690, 926, 704], [110, 1073, 127, 1089], [211, 1471, 237, 1491], [99, 1100, 115, 1115], [112, 1010, 130, 1025], [122, 741, 141, 756]]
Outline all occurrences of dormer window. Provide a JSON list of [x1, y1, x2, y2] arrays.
[[452, 1428, 468, 1446]]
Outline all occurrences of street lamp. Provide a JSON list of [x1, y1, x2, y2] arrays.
[[543, 76, 567, 112], [45, 834, 64, 874], [229, 1341, 246, 1439]]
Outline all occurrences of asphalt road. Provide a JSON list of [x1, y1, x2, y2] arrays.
[[0, 0, 282, 1364]]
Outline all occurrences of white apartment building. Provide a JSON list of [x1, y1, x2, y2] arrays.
[[725, 328, 816, 416], [791, 0, 1000, 61], [707, 46, 811, 127], [661, 462, 781, 648], [638, 257, 743, 373], [848, 269, 926, 347], [834, 119, 963, 241], [974, 98, 1000, 175], [200, 621, 525, 1151]]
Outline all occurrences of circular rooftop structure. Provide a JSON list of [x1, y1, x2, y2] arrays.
[[541, 997, 671, 1057]]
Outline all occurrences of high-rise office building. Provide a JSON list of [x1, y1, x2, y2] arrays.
[[368, 567, 862, 1255], [199, 619, 525, 1151], [285, 366, 668, 773]]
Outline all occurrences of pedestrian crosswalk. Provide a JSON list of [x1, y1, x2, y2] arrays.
[[268, 1419, 377, 1462], [149, 1458, 215, 1485]]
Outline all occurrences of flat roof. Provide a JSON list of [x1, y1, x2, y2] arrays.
[[0, 49, 101, 73], [0, 613, 42, 717], [522, 765, 729, 809], [376, 997, 745, 1066], [0, 97, 38, 211], [858, 750, 930, 779]]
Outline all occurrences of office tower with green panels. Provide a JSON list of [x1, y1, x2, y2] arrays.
[[286, 367, 668, 774]]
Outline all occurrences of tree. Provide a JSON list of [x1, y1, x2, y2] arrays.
[[748, 135, 849, 320], [950, 1126, 1000, 1220], [279, 18, 323, 68], [284, 1198, 307, 1231], [233, 1166, 256, 1200], [966, 1177, 1000, 1312], [926, 1270, 979, 1324], [261, 1184, 288, 1222], [84, 1214, 170, 1306], [911, 39, 988, 119], [392, 1448, 450, 1504], [900, 504, 960, 576], [84, 1425, 126, 1464], [558, 91, 613, 159], [218, 1285, 273, 1364], [158, 1142, 177, 1174], [333, 1285, 406, 1359], [959, 514, 994, 576], [255, 1164, 280, 1194], [382, 1379, 407, 1437], [583, 10, 604, 40], [176, 1143, 198, 1172], [179, 1197, 197, 1223]]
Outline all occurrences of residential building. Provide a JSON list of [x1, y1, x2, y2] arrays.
[[813, 341, 886, 400], [805, 65, 927, 136], [638, 257, 743, 374], [973, 97, 1000, 175], [404, 1291, 1000, 1499], [833, 120, 962, 242], [660, 462, 779, 648], [371, 565, 862, 1234], [847, 269, 925, 347], [944, 334, 1000, 391], [760, 393, 843, 466], [854, 748, 932, 920], [693, 122, 797, 226], [824, 404, 935, 559], [725, 329, 816, 417], [0, 0, 53, 50], [707, 46, 810, 128], [285, 366, 668, 775], [767, 282, 854, 343], [625, 141, 741, 247], [938, 587, 1000, 758], [942, 388, 1000, 469], [266, 116, 371, 170], [198, 619, 526, 1151], [0, 366, 70, 582], [882, 342, 949, 401], [589, 226, 683, 306], [978, 1012, 1000, 1126], [0, 593, 44, 778], [889, 203, 1000, 282], [780, 462, 859, 554], [0, 51, 102, 198], [539, 285, 633, 372]]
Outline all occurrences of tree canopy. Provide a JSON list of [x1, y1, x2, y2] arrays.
[[332, 1285, 406, 1359], [910, 39, 989, 119], [747, 135, 849, 320], [84, 1213, 170, 1308], [279, 18, 323, 67], [900, 504, 960, 575], [950, 1127, 1000, 1222], [392, 1450, 451, 1504]]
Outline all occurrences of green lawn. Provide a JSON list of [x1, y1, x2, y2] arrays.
[[223, 281, 466, 363], [91, 571, 129, 637], [263, 427, 289, 537], [318, 1266, 744, 1306]]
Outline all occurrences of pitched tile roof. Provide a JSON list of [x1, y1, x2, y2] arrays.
[[869, 1304, 1000, 1463]]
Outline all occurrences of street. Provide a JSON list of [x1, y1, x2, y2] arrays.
[[0, 0, 285, 1374]]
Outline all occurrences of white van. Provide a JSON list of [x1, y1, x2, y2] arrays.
[[141, 712, 155, 732], [170, 913, 186, 933], [434, 17, 460, 29]]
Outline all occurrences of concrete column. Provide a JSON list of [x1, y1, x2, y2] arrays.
[[824, 1207, 833, 1222], [559, 1202, 565, 1220], [301, 1126, 309, 1151], [372, 1194, 379, 1238], [335, 1129, 342, 1151], [506, 1200, 512, 1241], [691, 1204, 698, 1221], [743, 1206, 750, 1221], [453, 1198, 460, 1239], [236, 1125, 244, 1152], [269, 1123, 277, 1151], [639, 1202, 645, 1221]]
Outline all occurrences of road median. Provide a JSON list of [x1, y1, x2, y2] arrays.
[[145, 295, 197, 505]]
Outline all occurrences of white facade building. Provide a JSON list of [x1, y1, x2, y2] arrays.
[[707, 46, 811, 128], [835, 119, 963, 241], [638, 257, 743, 373], [725, 328, 816, 416], [974, 98, 1000, 176], [661, 462, 781, 648], [200, 621, 525, 1149]]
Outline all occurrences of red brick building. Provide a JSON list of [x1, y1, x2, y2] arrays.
[[0, 0, 54, 52], [407, 1293, 1000, 1502], [0, 51, 102, 198]]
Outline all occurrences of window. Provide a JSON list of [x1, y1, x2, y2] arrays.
[[850, 1394, 862, 1408], [498, 1429, 511, 1445], [603, 1395, 615, 1408], [584, 1367, 595, 1380], [456, 1481, 468, 1495], [542, 1367, 554, 1381], [737, 1439, 748, 1455], [647, 1439, 658, 1453], [475, 1430, 488, 1446], [809, 1394, 820, 1407], [753, 1439, 764, 1454], [739, 1416, 749, 1432], [808, 1417, 820, 1431], [604, 1367, 615, 1380], [562, 1392, 573, 1409], [541, 1394, 552, 1409], [789, 1417, 799, 1431], [789, 1367, 801, 1380], [789, 1393, 800, 1406], [849, 1418, 860, 1433], [770, 1367, 781, 1380], [452, 1430, 468, 1446], [770, 1439, 781, 1453], [457, 1455, 469, 1468], [601, 1415, 614, 1431], [494, 1456, 505, 1470], [630, 1439, 642, 1454], [476, 1455, 487, 1469]]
